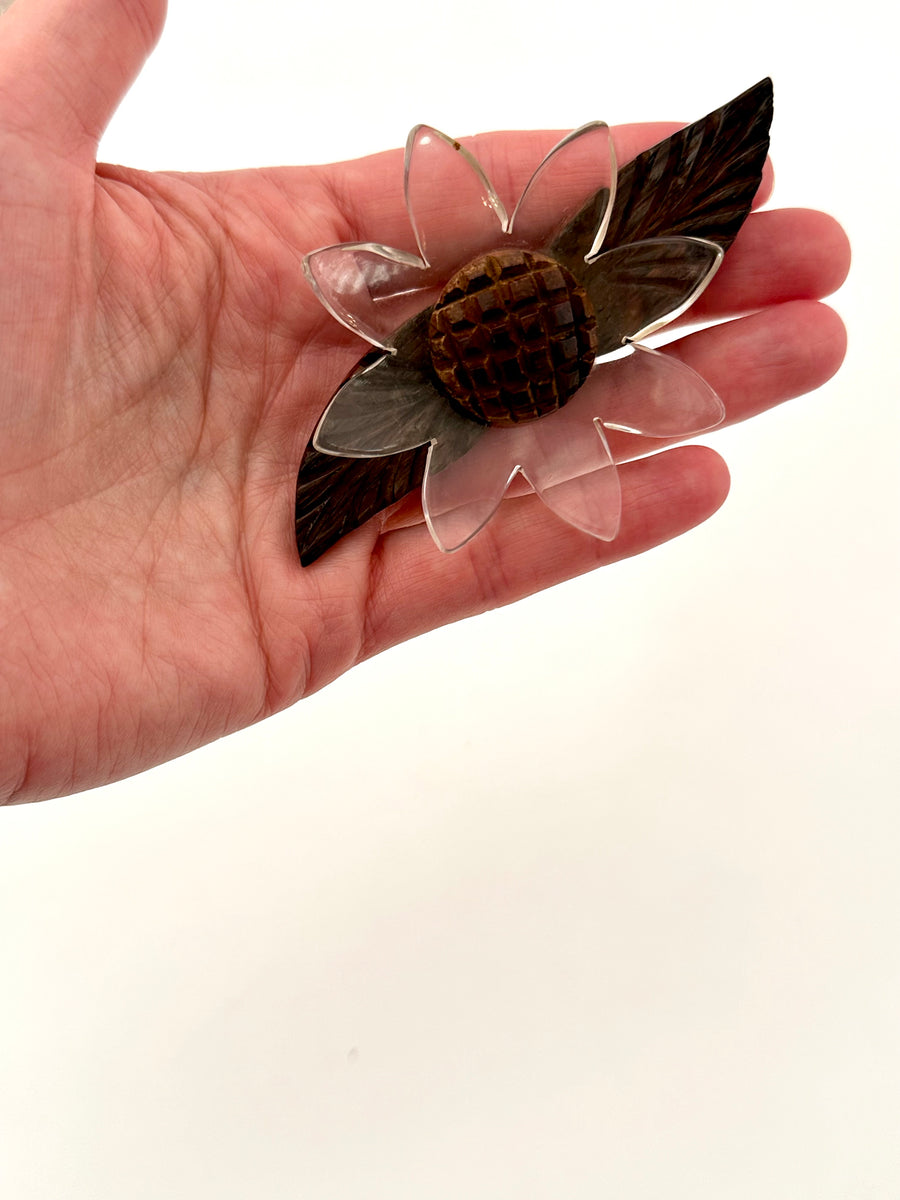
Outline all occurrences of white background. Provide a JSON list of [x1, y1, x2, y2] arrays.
[[2, 1, 898, 1197]]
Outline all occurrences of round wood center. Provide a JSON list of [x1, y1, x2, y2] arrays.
[[428, 247, 597, 427]]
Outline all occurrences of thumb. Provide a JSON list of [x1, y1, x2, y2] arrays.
[[0, 0, 166, 157]]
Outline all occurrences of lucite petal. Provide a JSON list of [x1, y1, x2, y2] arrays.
[[427, 415, 485, 474], [584, 237, 724, 355], [587, 343, 726, 438], [313, 358, 450, 458], [404, 125, 509, 277], [303, 242, 442, 350], [510, 122, 617, 261], [519, 408, 621, 540], [423, 394, 622, 551], [313, 306, 488, 463], [423, 428, 519, 553]]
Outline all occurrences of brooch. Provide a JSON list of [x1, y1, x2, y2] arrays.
[[295, 80, 773, 564]]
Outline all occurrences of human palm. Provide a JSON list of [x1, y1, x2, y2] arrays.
[[0, 0, 850, 804]]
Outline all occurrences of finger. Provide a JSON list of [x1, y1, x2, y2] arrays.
[[669, 299, 847, 426], [0, 0, 166, 156], [679, 209, 850, 323], [317, 123, 774, 251], [360, 445, 729, 660]]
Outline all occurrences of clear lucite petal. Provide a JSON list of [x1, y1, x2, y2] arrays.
[[314, 358, 451, 458], [314, 316, 487, 462], [520, 408, 621, 540], [423, 396, 622, 551], [303, 242, 441, 350], [423, 428, 518, 553], [404, 125, 508, 277], [588, 343, 726, 438], [510, 122, 617, 260], [585, 237, 724, 353]]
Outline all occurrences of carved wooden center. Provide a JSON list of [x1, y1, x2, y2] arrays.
[[427, 247, 597, 427]]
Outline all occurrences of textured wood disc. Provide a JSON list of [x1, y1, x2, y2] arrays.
[[428, 247, 597, 427]]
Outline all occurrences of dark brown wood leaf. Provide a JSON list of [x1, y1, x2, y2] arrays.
[[552, 78, 772, 268], [295, 79, 773, 565], [295, 442, 428, 566]]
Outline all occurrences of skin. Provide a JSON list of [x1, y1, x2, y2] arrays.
[[0, 0, 850, 804]]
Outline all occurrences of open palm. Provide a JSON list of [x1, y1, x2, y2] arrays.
[[0, 0, 849, 804]]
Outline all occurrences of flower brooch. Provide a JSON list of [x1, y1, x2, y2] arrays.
[[295, 80, 773, 564]]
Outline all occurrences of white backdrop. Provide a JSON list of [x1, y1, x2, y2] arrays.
[[2, 1, 898, 1197]]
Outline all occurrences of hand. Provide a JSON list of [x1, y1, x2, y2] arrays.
[[0, 0, 850, 804]]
